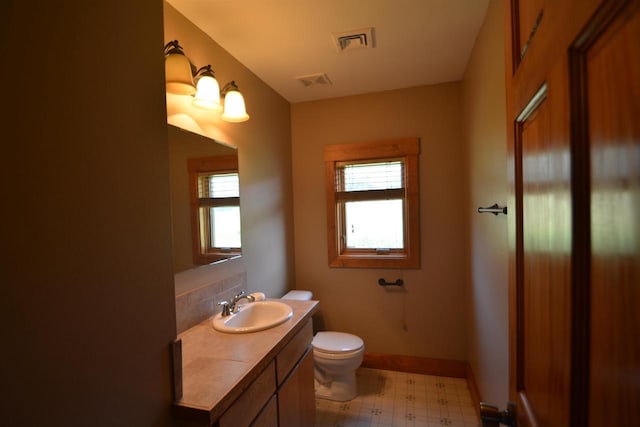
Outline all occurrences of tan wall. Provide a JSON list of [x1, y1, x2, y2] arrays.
[[461, 0, 509, 404], [1, 1, 176, 425], [164, 4, 294, 298], [291, 84, 469, 360]]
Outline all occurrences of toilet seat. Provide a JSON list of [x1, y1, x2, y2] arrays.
[[313, 332, 364, 359], [314, 347, 364, 360]]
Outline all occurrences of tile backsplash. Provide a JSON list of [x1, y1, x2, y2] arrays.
[[174, 266, 247, 334]]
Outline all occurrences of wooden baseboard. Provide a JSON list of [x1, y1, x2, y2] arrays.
[[361, 352, 468, 378], [466, 363, 482, 418]]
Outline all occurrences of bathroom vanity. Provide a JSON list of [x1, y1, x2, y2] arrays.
[[173, 299, 318, 427]]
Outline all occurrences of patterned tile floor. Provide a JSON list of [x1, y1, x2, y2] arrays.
[[315, 368, 480, 427]]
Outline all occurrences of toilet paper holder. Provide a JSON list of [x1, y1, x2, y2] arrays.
[[378, 278, 404, 287]]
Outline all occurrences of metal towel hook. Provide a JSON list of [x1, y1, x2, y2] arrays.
[[477, 203, 507, 215]]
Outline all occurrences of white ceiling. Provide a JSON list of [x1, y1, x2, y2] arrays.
[[167, 0, 490, 103]]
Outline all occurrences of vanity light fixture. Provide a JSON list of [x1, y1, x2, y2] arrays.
[[164, 40, 196, 95], [164, 40, 250, 123], [192, 65, 222, 111], [220, 81, 250, 123]]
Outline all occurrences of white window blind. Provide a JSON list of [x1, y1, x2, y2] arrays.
[[335, 160, 405, 203], [337, 160, 403, 192], [198, 172, 239, 199]]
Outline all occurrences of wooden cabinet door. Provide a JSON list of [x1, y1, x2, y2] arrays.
[[219, 361, 276, 427], [251, 395, 278, 427], [505, 0, 639, 425], [277, 348, 315, 427]]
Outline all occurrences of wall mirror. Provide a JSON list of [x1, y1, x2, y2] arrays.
[[168, 124, 241, 273]]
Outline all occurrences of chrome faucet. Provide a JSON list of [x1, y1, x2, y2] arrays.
[[231, 291, 255, 313], [217, 291, 255, 317]]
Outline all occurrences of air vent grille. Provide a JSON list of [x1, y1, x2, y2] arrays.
[[332, 27, 375, 52], [295, 73, 333, 87]]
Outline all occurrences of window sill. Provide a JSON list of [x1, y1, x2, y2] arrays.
[[329, 254, 419, 269]]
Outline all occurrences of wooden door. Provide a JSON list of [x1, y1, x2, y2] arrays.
[[505, 0, 639, 425]]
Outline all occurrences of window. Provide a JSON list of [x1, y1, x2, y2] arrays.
[[324, 138, 420, 268], [188, 155, 241, 264]]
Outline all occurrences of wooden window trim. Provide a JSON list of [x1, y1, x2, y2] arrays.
[[187, 155, 240, 265], [324, 138, 420, 268]]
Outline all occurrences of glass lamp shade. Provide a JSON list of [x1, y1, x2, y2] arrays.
[[221, 90, 250, 122], [165, 53, 196, 95], [193, 75, 222, 111]]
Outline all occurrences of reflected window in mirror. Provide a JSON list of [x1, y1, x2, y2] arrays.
[[188, 155, 241, 264]]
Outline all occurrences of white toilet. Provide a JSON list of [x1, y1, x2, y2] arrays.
[[282, 290, 365, 401]]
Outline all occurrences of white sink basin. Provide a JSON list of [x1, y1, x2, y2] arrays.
[[212, 301, 293, 333]]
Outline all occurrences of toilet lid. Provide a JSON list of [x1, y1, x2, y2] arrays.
[[313, 332, 364, 353]]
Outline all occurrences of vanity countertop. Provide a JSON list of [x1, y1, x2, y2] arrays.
[[172, 298, 319, 425]]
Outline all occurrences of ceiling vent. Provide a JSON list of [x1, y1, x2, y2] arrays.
[[332, 27, 375, 52], [295, 73, 333, 87]]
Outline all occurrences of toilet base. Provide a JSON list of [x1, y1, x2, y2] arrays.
[[314, 372, 357, 401]]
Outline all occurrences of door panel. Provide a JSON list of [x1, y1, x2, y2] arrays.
[[516, 0, 544, 57], [587, 5, 640, 425], [520, 98, 554, 426], [516, 79, 572, 426]]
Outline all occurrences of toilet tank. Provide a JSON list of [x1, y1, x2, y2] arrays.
[[281, 290, 313, 300]]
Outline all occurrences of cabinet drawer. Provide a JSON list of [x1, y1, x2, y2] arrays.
[[276, 319, 312, 385], [219, 360, 276, 427]]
